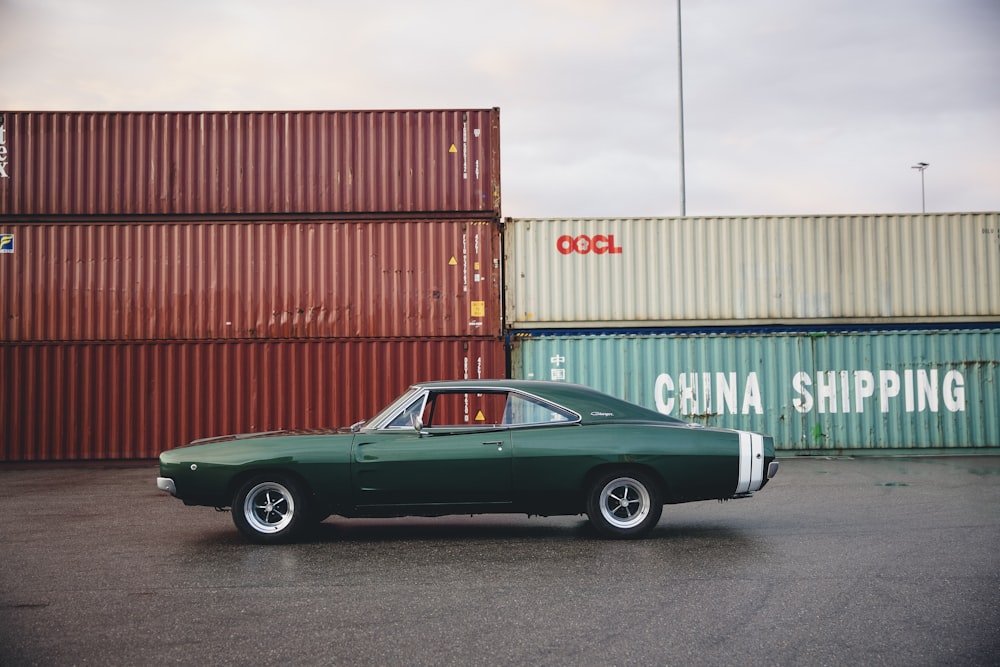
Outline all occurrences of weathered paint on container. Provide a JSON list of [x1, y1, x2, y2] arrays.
[[1, 337, 505, 461], [504, 214, 1000, 327], [0, 218, 500, 340], [0, 109, 500, 216], [510, 327, 1000, 452]]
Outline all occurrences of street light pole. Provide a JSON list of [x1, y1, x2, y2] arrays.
[[677, 0, 686, 217], [911, 162, 928, 213]]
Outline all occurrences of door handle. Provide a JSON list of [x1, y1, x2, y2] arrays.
[[482, 440, 504, 450]]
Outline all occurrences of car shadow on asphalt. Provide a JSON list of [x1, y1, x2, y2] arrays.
[[218, 515, 767, 548], [174, 503, 770, 553]]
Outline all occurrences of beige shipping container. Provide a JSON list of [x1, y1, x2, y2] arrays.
[[504, 213, 1000, 327]]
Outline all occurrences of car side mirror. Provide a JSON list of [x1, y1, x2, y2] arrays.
[[410, 414, 424, 435]]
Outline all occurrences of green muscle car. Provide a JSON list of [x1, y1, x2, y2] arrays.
[[157, 380, 778, 542]]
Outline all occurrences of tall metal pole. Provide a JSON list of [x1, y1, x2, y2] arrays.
[[911, 162, 928, 213], [677, 0, 687, 217]]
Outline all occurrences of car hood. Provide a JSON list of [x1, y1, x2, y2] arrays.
[[181, 427, 350, 448], [159, 427, 357, 468]]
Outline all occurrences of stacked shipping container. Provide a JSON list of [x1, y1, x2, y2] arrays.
[[1, 110, 504, 461], [1, 219, 501, 340], [0, 110, 500, 215], [506, 214, 1000, 453], [2, 339, 505, 461]]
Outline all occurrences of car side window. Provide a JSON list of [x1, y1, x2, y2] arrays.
[[383, 389, 575, 430], [502, 394, 573, 425], [424, 391, 508, 428]]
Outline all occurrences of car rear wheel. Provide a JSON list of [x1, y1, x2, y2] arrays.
[[586, 470, 662, 539], [232, 475, 307, 544]]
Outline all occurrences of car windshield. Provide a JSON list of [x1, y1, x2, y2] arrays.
[[385, 395, 427, 429], [363, 387, 424, 430]]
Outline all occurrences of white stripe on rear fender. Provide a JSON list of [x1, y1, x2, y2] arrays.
[[736, 431, 765, 495], [736, 432, 752, 494]]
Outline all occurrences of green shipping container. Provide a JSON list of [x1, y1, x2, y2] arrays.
[[510, 328, 1000, 454]]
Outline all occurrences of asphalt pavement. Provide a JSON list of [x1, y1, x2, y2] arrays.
[[1, 456, 998, 666]]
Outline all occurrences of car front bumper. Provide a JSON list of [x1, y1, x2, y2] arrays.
[[157, 477, 177, 496]]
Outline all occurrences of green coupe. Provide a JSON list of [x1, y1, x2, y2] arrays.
[[157, 380, 778, 542]]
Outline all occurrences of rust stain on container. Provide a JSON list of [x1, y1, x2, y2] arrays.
[[0, 218, 501, 340], [1, 338, 506, 461], [0, 109, 500, 216]]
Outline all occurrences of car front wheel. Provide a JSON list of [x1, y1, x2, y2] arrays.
[[586, 470, 663, 539], [232, 475, 307, 544]]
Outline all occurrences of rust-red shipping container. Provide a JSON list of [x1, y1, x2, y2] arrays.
[[0, 218, 501, 340], [1, 337, 506, 461], [0, 109, 500, 216]]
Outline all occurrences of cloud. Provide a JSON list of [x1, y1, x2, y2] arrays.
[[0, 0, 997, 216]]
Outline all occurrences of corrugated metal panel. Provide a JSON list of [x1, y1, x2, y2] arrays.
[[0, 109, 500, 215], [0, 218, 500, 340], [510, 328, 1000, 452], [1, 337, 505, 461], [505, 214, 1000, 326]]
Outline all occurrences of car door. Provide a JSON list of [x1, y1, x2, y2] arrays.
[[351, 390, 513, 508]]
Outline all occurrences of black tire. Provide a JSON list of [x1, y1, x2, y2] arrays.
[[585, 469, 663, 539], [232, 474, 308, 544]]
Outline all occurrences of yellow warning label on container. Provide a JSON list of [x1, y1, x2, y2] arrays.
[[448, 256, 457, 266], [471, 301, 485, 317], [474, 410, 486, 422], [449, 144, 458, 153], [474, 261, 480, 271]]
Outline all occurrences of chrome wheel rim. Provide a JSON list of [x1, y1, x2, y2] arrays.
[[243, 481, 295, 534], [599, 477, 651, 529]]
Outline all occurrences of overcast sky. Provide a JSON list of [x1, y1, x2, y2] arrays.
[[1, 0, 998, 218]]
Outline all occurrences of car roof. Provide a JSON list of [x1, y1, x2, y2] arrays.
[[411, 379, 684, 425]]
